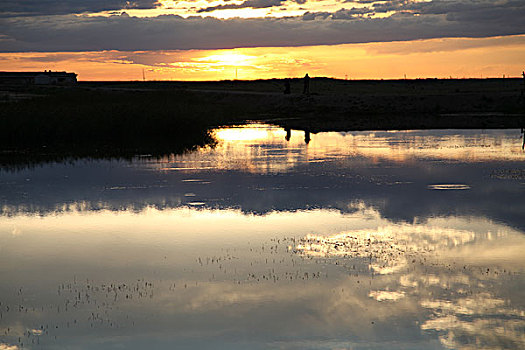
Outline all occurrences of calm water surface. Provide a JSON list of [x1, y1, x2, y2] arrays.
[[1, 125, 525, 349]]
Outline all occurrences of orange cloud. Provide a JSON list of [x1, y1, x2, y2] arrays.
[[1, 35, 523, 81]]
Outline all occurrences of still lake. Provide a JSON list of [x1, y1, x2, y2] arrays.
[[1, 124, 524, 349]]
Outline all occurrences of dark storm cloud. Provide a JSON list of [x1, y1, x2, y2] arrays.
[[301, 11, 331, 20], [0, 0, 160, 16], [1, 0, 524, 52], [331, 7, 373, 19], [302, 7, 376, 21], [196, 0, 308, 13], [343, 0, 377, 3], [371, 0, 525, 16], [197, 0, 285, 13]]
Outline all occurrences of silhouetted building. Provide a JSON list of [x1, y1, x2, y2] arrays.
[[0, 71, 77, 86]]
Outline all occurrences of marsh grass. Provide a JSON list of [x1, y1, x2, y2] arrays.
[[0, 86, 268, 167], [1, 78, 524, 168], [1, 88, 249, 145]]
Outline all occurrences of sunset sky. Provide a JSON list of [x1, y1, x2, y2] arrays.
[[1, 0, 524, 80]]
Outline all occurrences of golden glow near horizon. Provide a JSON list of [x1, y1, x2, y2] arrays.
[[1, 35, 524, 81]]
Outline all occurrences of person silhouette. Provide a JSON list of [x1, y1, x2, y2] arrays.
[[303, 73, 310, 95], [304, 130, 311, 144], [522, 72, 525, 96], [285, 127, 291, 141], [283, 79, 291, 95]]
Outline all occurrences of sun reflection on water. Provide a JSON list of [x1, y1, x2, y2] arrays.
[[149, 124, 525, 174]]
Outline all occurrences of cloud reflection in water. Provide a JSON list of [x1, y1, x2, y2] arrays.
[[0, 125, 524, 349], [292, 213, 525, 350], [0, 205, 524, 349]]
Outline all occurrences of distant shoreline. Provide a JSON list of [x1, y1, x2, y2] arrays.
[[71, 77, 524, 132], [1, 78, 524, 163]]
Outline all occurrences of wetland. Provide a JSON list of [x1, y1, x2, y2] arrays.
[[1, 124, 524, 349]]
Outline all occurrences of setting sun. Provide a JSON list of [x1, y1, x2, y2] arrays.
[[197, 52, 256, 67]]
